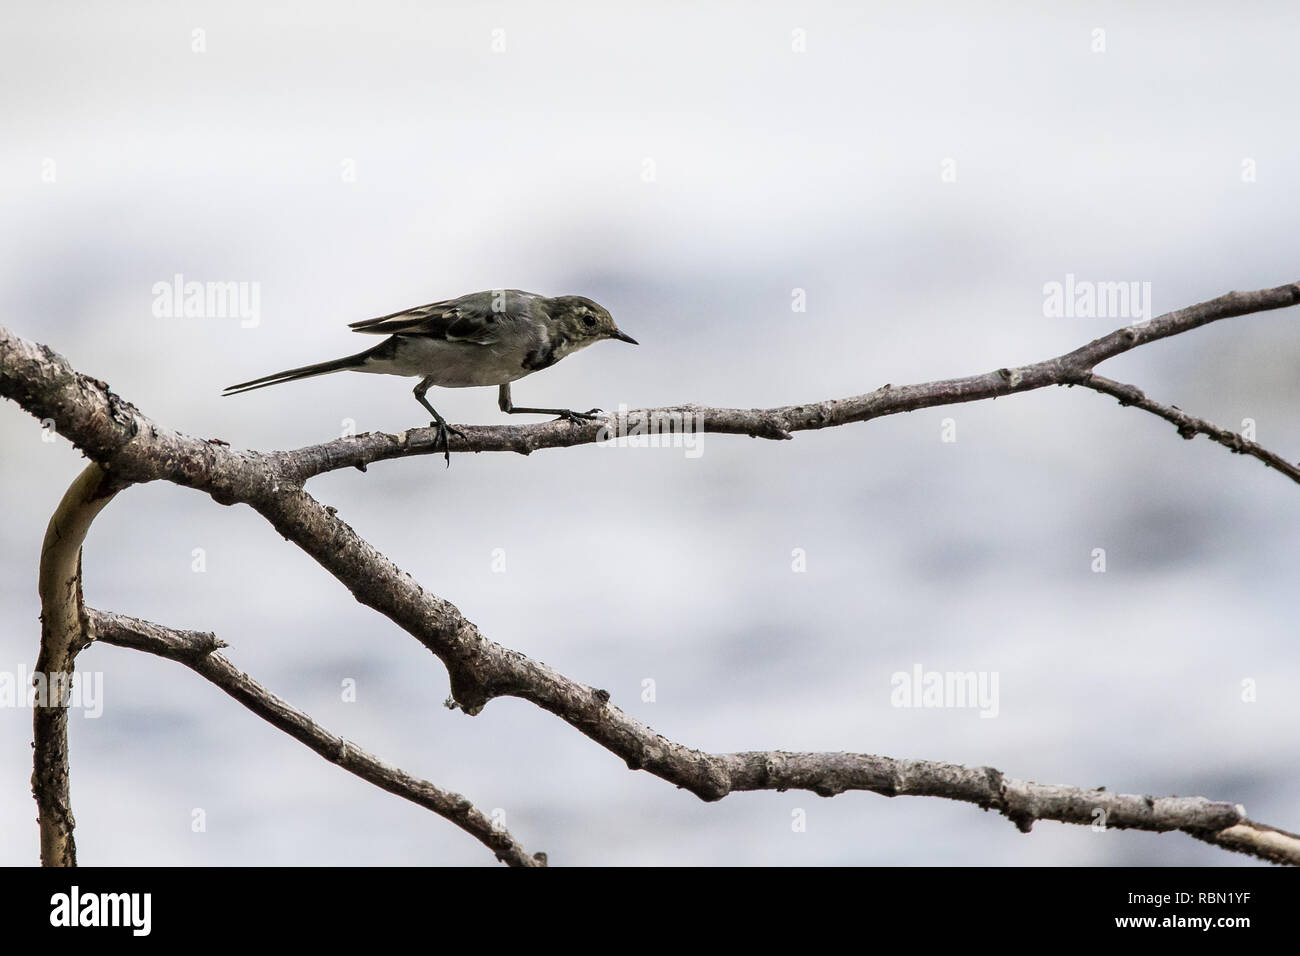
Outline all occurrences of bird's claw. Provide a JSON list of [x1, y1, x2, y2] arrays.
[[558, 408, 602, 424], [430, 420, 466, 467]]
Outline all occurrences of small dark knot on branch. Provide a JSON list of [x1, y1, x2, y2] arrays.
[[759, 415, 794, 441], [1113, 385, 1145, 406], [1008, 810, 1036, 834]]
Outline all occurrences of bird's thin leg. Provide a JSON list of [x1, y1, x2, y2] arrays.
[[414, 377, 465, 467], [497, 383, 601, 424]]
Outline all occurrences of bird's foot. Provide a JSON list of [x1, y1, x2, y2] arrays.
[[557, 408, 602, 424], [431, 420, 467, 467]]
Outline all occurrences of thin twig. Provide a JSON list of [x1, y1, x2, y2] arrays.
[[1074, 373, 1300, 483], [86, 609, 546, 867]]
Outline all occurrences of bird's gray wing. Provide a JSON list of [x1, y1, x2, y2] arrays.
[[347, 290, 540, 345]]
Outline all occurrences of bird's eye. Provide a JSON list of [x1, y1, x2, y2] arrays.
[[582, 314, 597, 327]]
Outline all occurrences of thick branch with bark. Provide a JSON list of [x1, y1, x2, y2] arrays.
[[5, 280, 1299, 865]]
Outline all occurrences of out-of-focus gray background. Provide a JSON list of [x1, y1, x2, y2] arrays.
[[2, 2, 1298, 865]]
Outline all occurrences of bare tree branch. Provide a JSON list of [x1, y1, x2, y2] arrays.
[[1193, 821, 1300, 866], [5, 279, 1300, 865], [1075, 373, 1300, 482], [86, 609, 546, 867], [719, 752, 1300, 864], [28, 462, 541, 867], [86, 612, 1300, 864], [33, 463, 122, 866], [4, 283, 1299, 489]]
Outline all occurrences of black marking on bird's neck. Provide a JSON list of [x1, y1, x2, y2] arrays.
[[522, 331, 570, 371]]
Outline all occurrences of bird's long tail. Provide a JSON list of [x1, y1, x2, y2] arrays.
[[222, 346, 376, 396]]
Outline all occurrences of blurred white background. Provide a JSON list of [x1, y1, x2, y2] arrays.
[[3, 2, 1298, 865]]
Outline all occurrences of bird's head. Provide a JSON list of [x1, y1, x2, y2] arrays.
[[549, 295, 638, 347]]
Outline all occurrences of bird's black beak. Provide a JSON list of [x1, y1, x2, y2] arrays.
[[611, 329, 638, 345]]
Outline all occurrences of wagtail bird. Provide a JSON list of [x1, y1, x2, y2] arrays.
[[223, 289, 637, 464]]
